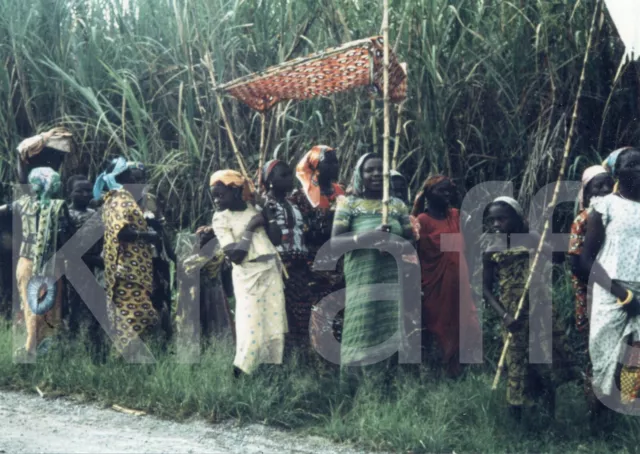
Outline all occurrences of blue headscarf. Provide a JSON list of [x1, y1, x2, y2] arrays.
[[602, 147, 632, 178], [93, 157, 145, 199]]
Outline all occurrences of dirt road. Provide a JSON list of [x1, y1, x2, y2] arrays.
[[0, 391, 374, 453]]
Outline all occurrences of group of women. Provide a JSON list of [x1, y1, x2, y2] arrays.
[[3, 128, 640, 423]]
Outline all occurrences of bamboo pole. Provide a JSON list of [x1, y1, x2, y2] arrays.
[[257, 112, 268, 187], [203, 53, 288, 280], [392, 100, 405, 170], [381, 0, 391, 225], [371, 98, 378, 154], [492, 0, 602, 390], [203, 52, 249, 179]]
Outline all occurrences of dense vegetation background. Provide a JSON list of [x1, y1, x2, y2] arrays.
[[1, 0, 638, 228], [3, 1, 640, 452]]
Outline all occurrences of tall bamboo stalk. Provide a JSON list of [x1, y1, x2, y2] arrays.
[[257, 112, 268, 187], [492, 0, 603, 390], [371, 98, 378, 154], [392, 100, 405, 170], [381, 0, 391, 225], [203, 52, 249, 179]]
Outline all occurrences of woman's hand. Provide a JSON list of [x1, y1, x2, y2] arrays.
[[503, 313, 524, 333], [620, 291, 640, 318]]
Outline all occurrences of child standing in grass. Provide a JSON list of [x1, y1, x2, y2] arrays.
[[66, 175, 104, 345], [483, 197, 574, 420]]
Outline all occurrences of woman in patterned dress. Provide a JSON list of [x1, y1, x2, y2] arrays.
[[290, 146, 345, 352], [567, 166, 613, 414], [0, 167, 73, 357], [209, 169, 287, 376], [260, 160, 314, 353], [483, 197, 574, 420], [93, 158, 163, 358], [331, 153, 413, 387], [580, 147, 640, 411]]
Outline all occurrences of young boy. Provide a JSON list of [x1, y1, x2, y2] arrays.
[[66, 175, 104, 355]]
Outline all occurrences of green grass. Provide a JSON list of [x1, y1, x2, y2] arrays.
[[2, 273, 640, 454]]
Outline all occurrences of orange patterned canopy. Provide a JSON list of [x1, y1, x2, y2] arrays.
[[219, 36, 407, 112]]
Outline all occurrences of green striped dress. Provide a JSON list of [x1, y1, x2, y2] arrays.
[[333, 195, 413, 366]]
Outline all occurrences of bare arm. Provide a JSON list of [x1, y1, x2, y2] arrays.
[[223, 213, 270, 265], [579, 210, 628, 301]]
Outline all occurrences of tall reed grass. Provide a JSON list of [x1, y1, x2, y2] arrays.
[[1, 0, 638, 228]]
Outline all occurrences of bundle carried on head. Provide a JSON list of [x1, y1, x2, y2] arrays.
[[16, 127, 73, 162]]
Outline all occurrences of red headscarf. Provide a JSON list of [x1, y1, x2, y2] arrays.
[[295, 145, 343, 208], [411, 175, 453, 216]]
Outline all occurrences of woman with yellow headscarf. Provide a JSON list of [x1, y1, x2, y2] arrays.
[[210, 170, 287, 376]]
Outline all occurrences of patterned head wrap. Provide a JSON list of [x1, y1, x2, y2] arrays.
[[411, 175, 454, 216], [28, 167, 62, 207], [295, 145, 339, 207], [209, 169, 254, 201], [17, 127, 72, 162], [350, 153, 380, 197], [579, 165, 608, 211], [93, 157, 145, 200], [492, 196, 524, 220], [261, 159, 284, 189]]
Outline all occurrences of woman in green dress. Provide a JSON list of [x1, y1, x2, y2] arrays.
[[331, 153, 414, 385]]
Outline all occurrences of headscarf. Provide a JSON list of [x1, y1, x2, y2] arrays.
[[411, 175, 454, 216], [209, 169, 254, 201], [261, 159, 283, 189], [492, 196, 524, 219], [93, 157, 145, 200], [28, 167, 62, 207], [295, 145, 340, 207], [390, 170, 409, 202], [350, 153, 379, 197], [579, 165, 608, 211], [17, 127, 73, 162], [602, 147, 633, 177]]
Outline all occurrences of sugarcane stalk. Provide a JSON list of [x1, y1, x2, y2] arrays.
[[371, 98, 378, 154], [492, 0, 602, 390], [381, 0, 391, 225], [257, 112, 268, 187], [203, 52, 250, 179], [391, 101, 405, 170]]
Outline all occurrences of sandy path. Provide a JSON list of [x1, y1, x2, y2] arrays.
[[0, 391, 374, 454]]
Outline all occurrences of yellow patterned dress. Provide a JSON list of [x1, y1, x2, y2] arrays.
[[489, 246, 573, 406], [102, 189, 158, 354]]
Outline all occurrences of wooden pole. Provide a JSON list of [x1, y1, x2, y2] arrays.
[[392, 101, 405, 170], [381, 0, 391, 225], [203, 52, 250, 179], [257, 112, 268, 187], [492, 0, 602, 390]]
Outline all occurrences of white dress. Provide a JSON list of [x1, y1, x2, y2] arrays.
[[589, 194, 640, 395], [212, 205, 288, 374]]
